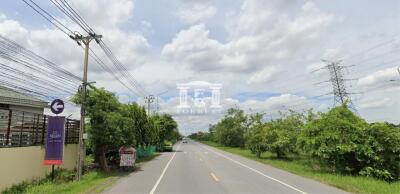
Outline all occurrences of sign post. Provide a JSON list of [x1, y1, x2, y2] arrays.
[[119, 146, 136, 171], [44, 116, 65, 179], [50, 99, 64, 115], [45, 99, 65, 180]]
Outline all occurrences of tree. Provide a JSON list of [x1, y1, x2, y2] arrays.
[[73, 87, 123, 171], [263, 111, 304, 159], [215, 108, 247, 147], [123, 103, 151, 147], [153, 114, 178, 147], [246, 124, 268, 158], [298, 104, 370, 174], [360, 123, 400, 181]]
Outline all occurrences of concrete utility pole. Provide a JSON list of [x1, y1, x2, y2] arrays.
[[71, 33, 102, 181], [155, 90, 168, 114], [144, 95, 155, 115]]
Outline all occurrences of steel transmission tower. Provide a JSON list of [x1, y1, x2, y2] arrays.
[[315, 60, 356, 110]]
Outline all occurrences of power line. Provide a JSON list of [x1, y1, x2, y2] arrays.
[[21, 0, 74, 36], [47, 0, 148, 97], [314, 60, 357, 110]]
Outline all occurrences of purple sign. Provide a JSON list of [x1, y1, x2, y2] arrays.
[[44, 116, 65, 165]]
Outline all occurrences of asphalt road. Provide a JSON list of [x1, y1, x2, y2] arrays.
[[104, 140, 348, 194]]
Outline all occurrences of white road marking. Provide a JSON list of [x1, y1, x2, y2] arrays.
[[184, 151, 187, 154], [199, 158, 203, 161], [199, 143, 307, 194], [210, 172, 220, 182], [149, 143, 181, 194], [204, 151, 208, 154]]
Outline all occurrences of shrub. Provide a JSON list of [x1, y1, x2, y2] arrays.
[[298, 105, 400, 181], [360, 123, 400, 181], [263, 111, 304, 158], [298, 105, 370, 174], [246, 123, 268, 158]]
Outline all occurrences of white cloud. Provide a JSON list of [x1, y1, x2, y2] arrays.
[[0, 15, 28, 42], [247, 66, 279, 84], [177, 3, 217, 24], [65, 0, 135, 28], [357, 67, 399, 89], [359, 97, 392, 109], [163, 1, 335, 76]]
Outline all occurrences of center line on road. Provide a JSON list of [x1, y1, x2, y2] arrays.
[[199, 143, 307, 194], [210, 172, 220, 182], [199, 158, 203, 161], [149, 143, 181, 194]]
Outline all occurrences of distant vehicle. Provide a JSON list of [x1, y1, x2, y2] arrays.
[[182, 140, 188, 143]]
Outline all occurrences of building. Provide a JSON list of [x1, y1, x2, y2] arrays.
[[0, 86, 48, 114], [0, 86, 48, 147]]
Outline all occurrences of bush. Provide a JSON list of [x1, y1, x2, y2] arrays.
[[264, 111, 304, 158], [298, 105, 370, 174], [298, 105, 400, 181], [246, 124, 268, 158], [360, 123, 400, 181]]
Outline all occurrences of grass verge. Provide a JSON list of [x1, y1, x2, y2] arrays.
[[2, 153, 161, 194], [200, 141, 400, 194]]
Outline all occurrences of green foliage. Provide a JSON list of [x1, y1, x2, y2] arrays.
[[298, 105, 400, 181], [152, 113, 179, 150], [202, 141, 400, 194], [72, 86, 180, 171], [299, 105, 370, 174], [245, 122, 268, 158], [188, 131, 211, 141], [264, 111, 304, 158], [192, 103, 399, 182], [360, 122, 400, 181], [215, 108, 247, 147]]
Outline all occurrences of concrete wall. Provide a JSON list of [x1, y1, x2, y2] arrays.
[[0, 144, 78, 191]]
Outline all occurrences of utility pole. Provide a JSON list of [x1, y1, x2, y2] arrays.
[[71, 33, 102, 181], [154, 90, 168, 114], [144, 95, 154, 115]]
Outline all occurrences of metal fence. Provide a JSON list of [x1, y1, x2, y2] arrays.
[[0, 109, 79, 148]]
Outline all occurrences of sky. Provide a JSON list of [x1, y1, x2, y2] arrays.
[[1, 0, 400, 135]]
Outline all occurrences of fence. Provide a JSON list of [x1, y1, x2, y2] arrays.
[[0, 109, 79, 148], [136, 146, 156, 159]]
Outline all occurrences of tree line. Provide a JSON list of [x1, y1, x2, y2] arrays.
[[73, 87, 181, 171], [189, 104, 400, 182]]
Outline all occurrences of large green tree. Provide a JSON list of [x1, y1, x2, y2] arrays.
[[264, 111, 304, 159], [298, 105, 370, 174], [73, 87, 123, 171], [215, 108, 247, 147]]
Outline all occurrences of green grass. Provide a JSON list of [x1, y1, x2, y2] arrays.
[[3, 153, 160, 194], [201, 141, 400, 194], [24, 171, 125, 194]]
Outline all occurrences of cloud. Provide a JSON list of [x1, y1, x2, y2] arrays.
[[163, 1, 335, 76], [0, 14, 28, 42], [177, 2, 217, 24], [357, 67, 399, 89], [247, 66, 280, 84], [359, 97, 392, 109], [64, 0, 135, 28]]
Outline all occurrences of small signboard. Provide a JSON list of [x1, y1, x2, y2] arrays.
[[44, 116, 65, 165], [119, 146, 136, 167], [120, 154, 135, 166], [50, 99, 64, 115]]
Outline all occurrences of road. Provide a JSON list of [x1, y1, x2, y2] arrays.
[[104, 140, 348, 194]]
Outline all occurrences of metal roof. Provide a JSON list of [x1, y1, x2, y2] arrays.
[[0, 86, 48, 108]]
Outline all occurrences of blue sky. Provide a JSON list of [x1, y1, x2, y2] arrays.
[[1, 0, 400, 133]]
